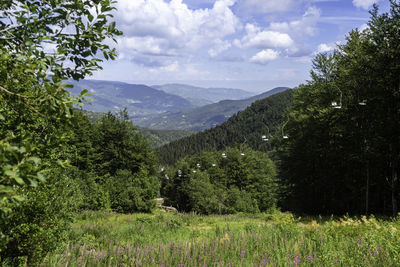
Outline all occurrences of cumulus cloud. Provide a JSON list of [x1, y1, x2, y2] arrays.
[[208, 40, 232, 58], [250, 49, 279, 65], [269, 6, 321, 39], [235, 23, 294, 49], [316, 43, 334, 54], [114, 0, 240, 67], [352, 0, 380, 10]]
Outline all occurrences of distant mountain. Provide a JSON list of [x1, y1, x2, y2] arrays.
[[157, 89, 295, 165], [152, 84, 255, 107], [68, 79, 194, 116], [135, 87, 290, 131]]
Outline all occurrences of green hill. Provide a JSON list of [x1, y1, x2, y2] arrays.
[[157, 89, 294, 165]]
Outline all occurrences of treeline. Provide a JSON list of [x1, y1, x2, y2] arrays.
[[161, 147, 278, 214], [69, 110, 159, 212], [157, 89, 294, 165], [279, 2, 400, 216]]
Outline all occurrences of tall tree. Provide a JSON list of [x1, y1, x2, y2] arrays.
[[279, 1, 400, 215]]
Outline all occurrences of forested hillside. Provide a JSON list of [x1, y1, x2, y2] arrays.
[[157, 89, 294, 165], [137, 87, 289, 131]]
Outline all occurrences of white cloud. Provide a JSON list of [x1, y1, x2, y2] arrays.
[[208, 40, 232, 58], [115, 0, 240, 64], [359, 23, 369, 31], [250, 49, 279, 64], [352, 0, 380, 10], [235, 23, 294, 49], [269, 6, 321, 39], [316, 43, 334, 54]]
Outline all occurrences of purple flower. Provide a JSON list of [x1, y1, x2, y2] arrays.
[[306, 254, 313, 263], [293, 254, 302, 265]]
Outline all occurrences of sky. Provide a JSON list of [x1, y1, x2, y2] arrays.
[[91, 0, 391, 93]]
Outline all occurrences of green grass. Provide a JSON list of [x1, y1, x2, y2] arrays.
[[42, 211, 400, 266]]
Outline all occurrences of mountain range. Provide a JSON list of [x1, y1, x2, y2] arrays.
[[134, 87, 290, 131], [152, 83, 255, 107], [68, 79, 194, 116]]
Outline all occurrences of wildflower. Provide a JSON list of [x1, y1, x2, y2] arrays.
[[240, 250, 246, 257], [306, 254, 313, 263], [293, 254, 302, 265]]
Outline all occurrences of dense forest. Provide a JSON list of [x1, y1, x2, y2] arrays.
[[278, 3, 400, 216], [1, 0, 400, 265], [157, 89, 294, 165]]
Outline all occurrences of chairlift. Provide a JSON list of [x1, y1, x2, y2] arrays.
[[282, 116, 289, 139], [358, 100, 367, 106], [331, 90, 343, 109]]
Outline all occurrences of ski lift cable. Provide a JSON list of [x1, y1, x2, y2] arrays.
[[282, 115, 290, 139]]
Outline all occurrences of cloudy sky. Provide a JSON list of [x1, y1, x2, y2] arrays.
[[91, 0, 390, 92]]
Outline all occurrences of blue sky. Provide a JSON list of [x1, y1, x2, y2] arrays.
[[91, 0, 390, 93]]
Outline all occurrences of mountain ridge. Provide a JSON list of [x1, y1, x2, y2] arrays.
[[135, 87, 290, 131]]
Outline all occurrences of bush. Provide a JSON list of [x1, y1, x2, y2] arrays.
[[107, 168, 158, 213], [0, 169, 80, 265]]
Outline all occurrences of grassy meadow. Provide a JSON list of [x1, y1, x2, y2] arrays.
[[42, 211, 400, 266]]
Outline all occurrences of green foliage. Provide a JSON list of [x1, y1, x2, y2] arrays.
[[0, 0, 121, 264], [157, 89, 294, 165], [279, 1, 400, 215], [0, 0, 121, 212], [107, 169, 158, 213], [69, 110, 160, 213], [162, 147, 278, 214], [0, 170, 81, 265]]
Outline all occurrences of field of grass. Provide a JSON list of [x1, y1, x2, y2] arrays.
[[42, 211, 400, 266]]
